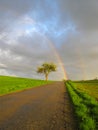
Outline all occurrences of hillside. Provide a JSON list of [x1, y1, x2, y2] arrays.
[[0, 76, 52, 96]]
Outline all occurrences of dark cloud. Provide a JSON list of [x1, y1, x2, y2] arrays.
[[58, 0, 98, 32], [0, 0, 36, 15]]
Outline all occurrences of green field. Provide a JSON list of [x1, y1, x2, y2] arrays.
[[73, 80, 98, 100], [0, 76, 52, 96]]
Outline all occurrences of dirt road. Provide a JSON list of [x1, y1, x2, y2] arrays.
[[0, 82, 76, 130]]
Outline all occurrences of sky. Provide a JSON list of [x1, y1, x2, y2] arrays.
[[0, 0, 98, 80]]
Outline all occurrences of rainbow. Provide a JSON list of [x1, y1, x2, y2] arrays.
[[47, 40, 68, 80], [41, 35, 68, 80], [76, 49, 86, 80], [26, 19, 68, 80]]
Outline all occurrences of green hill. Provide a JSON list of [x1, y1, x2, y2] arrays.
[[0, 76, 52, 96]]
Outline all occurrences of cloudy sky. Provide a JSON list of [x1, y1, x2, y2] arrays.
[[0, 0, 98, 80]]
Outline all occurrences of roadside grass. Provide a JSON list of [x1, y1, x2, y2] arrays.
[[73, 80, 98, 100], [65, 80, 98, 130], [0, 75, 52, 96]]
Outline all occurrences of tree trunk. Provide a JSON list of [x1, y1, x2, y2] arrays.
[[45, 74, 48, 81]]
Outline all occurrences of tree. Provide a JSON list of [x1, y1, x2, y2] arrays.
[[37, 62, 57, 81]]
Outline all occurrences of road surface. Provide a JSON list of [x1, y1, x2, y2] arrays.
[[0, 82, 76, 130]]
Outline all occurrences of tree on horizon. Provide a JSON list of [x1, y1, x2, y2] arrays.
[[37, 62, 57, 81]]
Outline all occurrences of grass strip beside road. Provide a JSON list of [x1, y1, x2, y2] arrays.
[[65, 81, 98, 130]]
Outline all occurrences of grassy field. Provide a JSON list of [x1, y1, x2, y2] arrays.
[[0, 76, 52, 96], [73, 80, 98, 100]]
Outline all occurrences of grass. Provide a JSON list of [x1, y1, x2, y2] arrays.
[[0, 75, 52, 96], [65, 80, 98, 130], [73, 80, 98, 100]]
